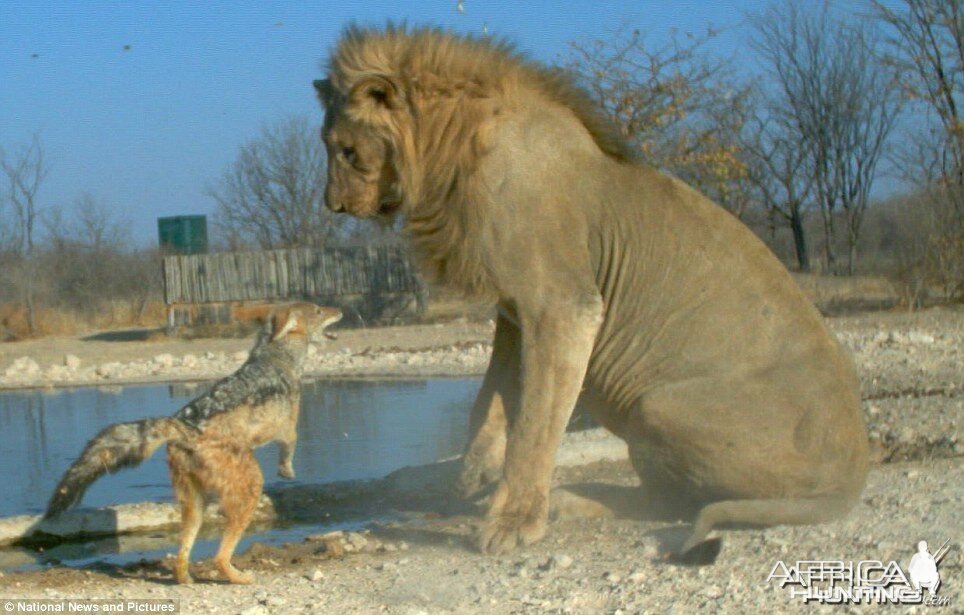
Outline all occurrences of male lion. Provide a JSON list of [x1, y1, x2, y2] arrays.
[[314, 25, 869, 556]]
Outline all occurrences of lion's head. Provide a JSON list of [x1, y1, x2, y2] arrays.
[[314, 78, 403, 219], [314, 25, 635, 295]]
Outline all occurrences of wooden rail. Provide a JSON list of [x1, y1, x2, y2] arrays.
[[162, 246, 420, 305]]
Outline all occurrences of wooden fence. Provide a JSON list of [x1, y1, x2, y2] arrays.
[[162, 246, 424, 326]]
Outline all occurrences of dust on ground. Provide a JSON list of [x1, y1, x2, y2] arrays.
[[0, 306, 961, 614]]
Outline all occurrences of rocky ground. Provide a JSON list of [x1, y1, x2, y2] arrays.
[[0, 321, 495, 388], [0, 305, 961, 613]]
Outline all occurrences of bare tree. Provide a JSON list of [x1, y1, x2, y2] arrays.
[[753, 2, 902, 275], [209, 115, 344, 250], [1, 134, 48, 334], [45, 192, 126, 252], [870, 0, 964, 302], [740, 102, 814, 271], [566, 26, 753, 215], [873, 0, 964, 188], [41, 193, 163, 324]]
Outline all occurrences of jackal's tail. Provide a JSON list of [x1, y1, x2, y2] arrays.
[[45, 417, 192, 518]]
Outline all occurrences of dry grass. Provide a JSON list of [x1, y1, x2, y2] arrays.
[[792, 273, 897, 312], [0, 301, 167, 341], [416, 289, 495, 325]]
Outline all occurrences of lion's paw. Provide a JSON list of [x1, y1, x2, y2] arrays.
[[455, 459, 501, 499], [477, 483, 548, 554], [478, 515, 546, 554]]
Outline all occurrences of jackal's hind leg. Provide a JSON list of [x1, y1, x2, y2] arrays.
[[169, 450, 204, 584], [213, 448, 263, 584]]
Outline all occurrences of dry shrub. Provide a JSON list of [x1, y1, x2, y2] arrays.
[[862, 187, 964, 309], [0, 300, 166, 340], [791, 273, 897, 314]]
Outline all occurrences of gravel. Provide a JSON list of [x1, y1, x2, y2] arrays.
[[0, 307, 960, 612]]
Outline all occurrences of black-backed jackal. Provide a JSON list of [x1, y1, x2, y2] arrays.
[[44, 302, 342, 584]]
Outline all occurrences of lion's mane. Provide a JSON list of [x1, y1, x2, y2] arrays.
[[326, 24, 636, 296]]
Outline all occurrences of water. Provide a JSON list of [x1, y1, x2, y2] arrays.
[[0, 378, 480, 518]]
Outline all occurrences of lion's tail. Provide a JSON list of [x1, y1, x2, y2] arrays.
[[679, 493, 860, 557], [45, 417, 191, 519]]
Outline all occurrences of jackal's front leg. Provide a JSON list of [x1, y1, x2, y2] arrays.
[[277, 396, 300, 479]]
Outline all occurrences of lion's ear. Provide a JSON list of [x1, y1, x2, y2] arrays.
[[347, 75, 402, 123], [314, 79, 337, 109]]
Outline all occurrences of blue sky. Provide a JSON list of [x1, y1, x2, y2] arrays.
[[1, 0, 851, 247]]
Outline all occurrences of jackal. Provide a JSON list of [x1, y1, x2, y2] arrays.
[[45, 302, 342, 584]]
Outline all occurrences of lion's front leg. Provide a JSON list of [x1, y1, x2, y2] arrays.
[[478, 299, 602, 554], [456, 313, 520, 498]]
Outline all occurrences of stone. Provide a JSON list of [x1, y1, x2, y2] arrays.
[[95, 362, 123, 378], [704, 585, 724, 599], [7, 357, 40, 377], [550, 554, 573, 570], [346, 532, 369, 550], [152, 353, 175, 368]]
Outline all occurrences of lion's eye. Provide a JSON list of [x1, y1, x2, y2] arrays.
[[341, 146, 357, 163]]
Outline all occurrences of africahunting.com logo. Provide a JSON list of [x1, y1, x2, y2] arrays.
[[767, 539, 952, 606]]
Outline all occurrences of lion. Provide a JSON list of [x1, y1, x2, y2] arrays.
[[313, 24, 869, 557]]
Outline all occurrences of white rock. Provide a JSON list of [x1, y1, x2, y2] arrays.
[[181, 353, 198, 368], [552, 554, 574, 569], [347, 532, 369, 550], [7, 356, 40, 377], [152, 353, 175, 367], [63, 354, 81, 369], [95, 362, 123, 378], [704, 585, 724, 599], [46, 365, 70, 380], [309, 568, 325, 582]]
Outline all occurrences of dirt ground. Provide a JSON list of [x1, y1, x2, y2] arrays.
[[0, 320, 495, 386], [0, 306, 961, 613]]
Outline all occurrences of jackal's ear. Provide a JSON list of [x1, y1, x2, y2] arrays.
[[271, 310, 300, 341]]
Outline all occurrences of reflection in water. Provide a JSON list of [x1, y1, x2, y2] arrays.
[[0, 379, 479, 517]]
